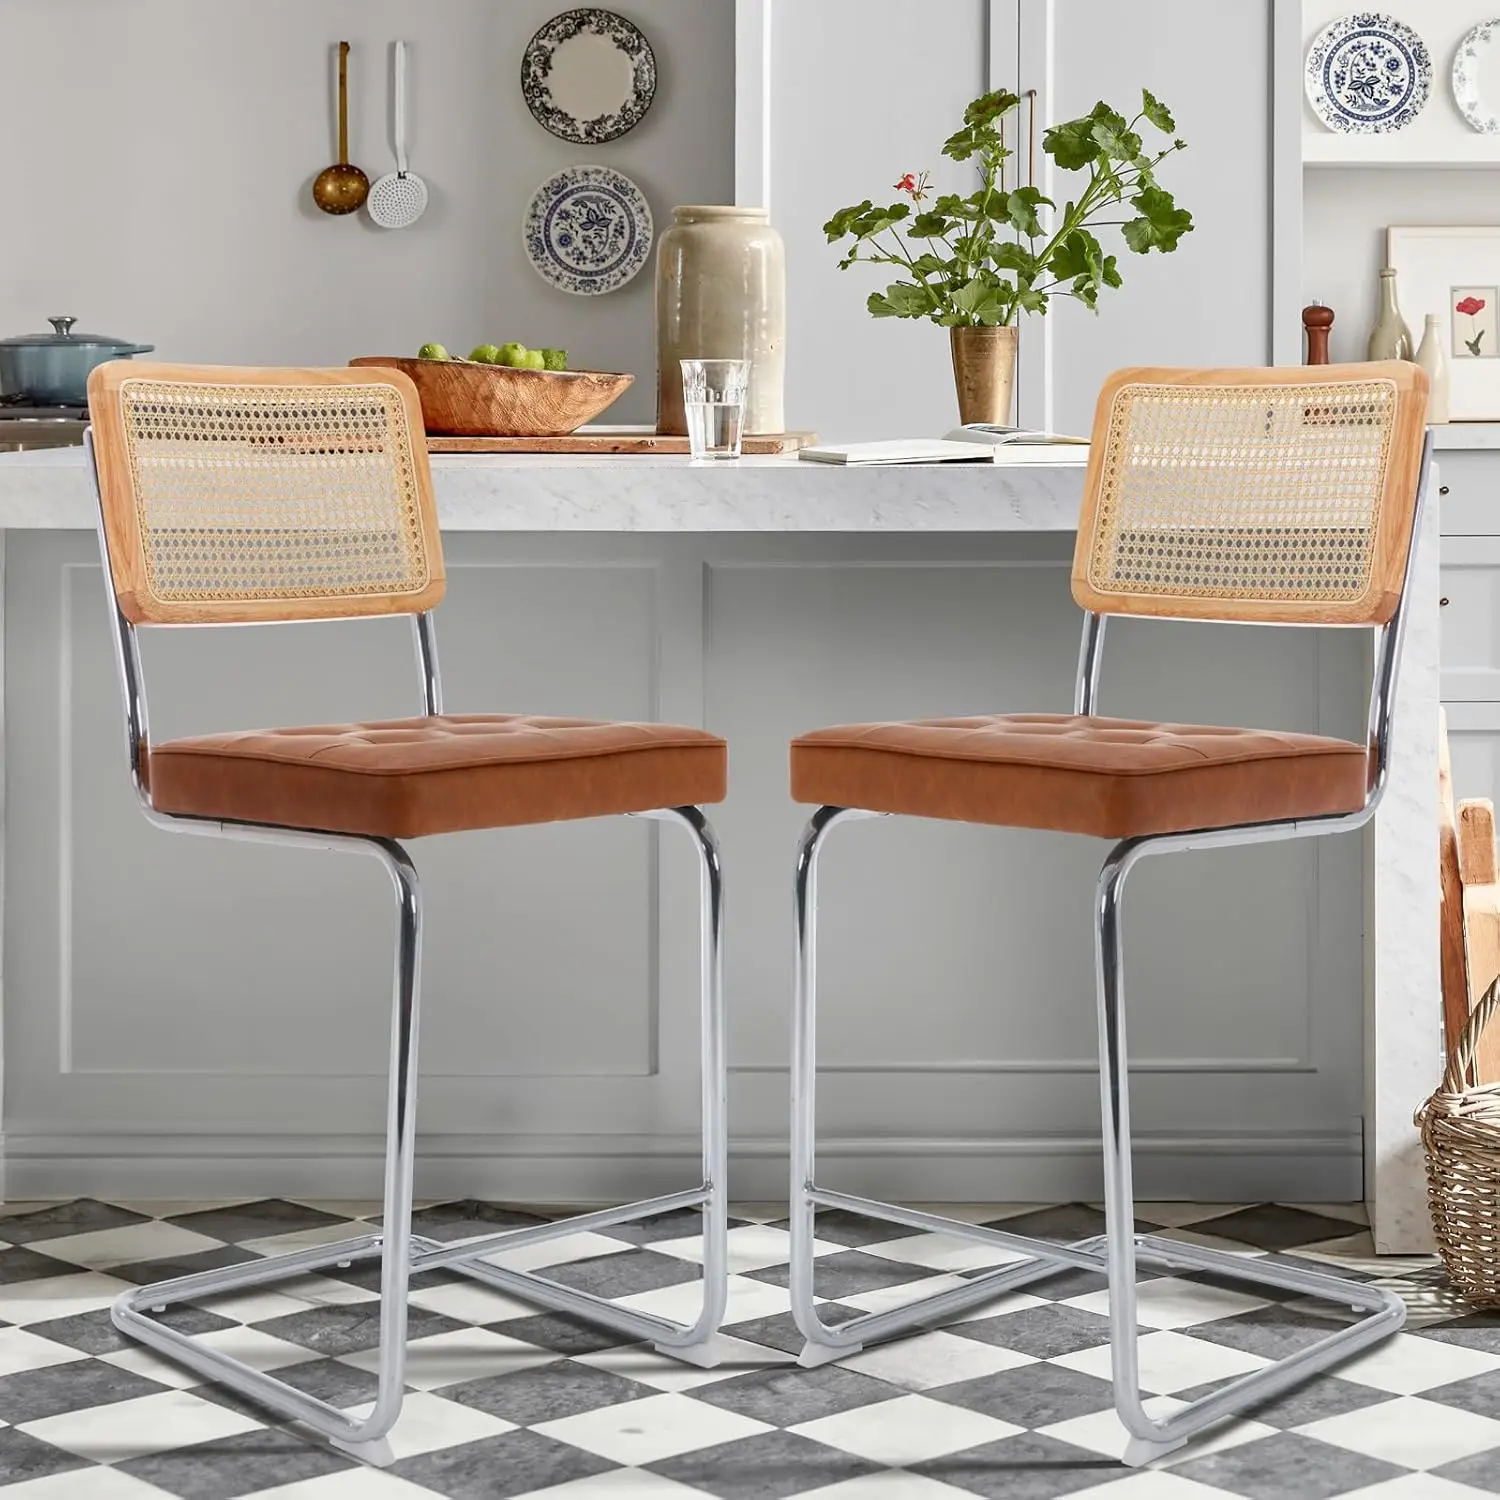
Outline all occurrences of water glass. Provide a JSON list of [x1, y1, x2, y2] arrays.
[[681, 359, 748, 459]]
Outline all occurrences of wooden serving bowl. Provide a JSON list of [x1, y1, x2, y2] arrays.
[[349, 356, 634, 437]]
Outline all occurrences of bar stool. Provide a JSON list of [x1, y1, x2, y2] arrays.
[[84, 362, 729, 1464], [786, 363, 1431, 1465]]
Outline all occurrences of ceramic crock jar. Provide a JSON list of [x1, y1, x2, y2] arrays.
[[655, 205, 785, 436]]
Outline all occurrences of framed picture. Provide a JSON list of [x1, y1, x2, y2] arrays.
[[1388, 227, 1500, 419]]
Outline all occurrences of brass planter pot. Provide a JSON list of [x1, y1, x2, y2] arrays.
[[949, 324, 1017, 426]]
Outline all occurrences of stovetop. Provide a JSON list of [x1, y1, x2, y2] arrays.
[[0, 396, 88, 422]]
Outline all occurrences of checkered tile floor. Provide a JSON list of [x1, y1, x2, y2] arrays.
[[0, 1198, 1493, 1498]]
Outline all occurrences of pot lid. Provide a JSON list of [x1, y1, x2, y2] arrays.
[[0, 316, 148, 350]]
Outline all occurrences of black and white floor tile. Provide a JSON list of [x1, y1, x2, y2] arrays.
[[0, 1198, 1493, 1498]]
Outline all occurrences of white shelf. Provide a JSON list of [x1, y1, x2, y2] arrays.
[[1304, 134, 1500, 168], [1433, 423, 1500, 450]]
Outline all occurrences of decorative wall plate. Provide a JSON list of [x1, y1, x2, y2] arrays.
[[523, 165, 653, 296], [1304, 12, 1431, 132], [521, 9, 656, 144], [1455, 20, 1500, 134]]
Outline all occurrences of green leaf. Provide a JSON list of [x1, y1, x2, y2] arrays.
[[1091, 120, 1143, 162], [1047, 228, 1103, 282], [1005, 186, 1051, 236], [823, 201, 872, 241], [870, 281, 938, 318], [1071, 276, 1100, 311], [1122, 184, 1194, 252], [951, 275, 1011, 324], [943, 127, 978, 161], [1013, 288, 1049, 315], [909, 212, 955, 238], [908, 252, 950, 278], [989, 241, 1040, 277], [1141, 89, 1175, 133], [1101, 253, 1122, 289], [966, 90, 1021, 127], [1043, 118, 1098, 171]]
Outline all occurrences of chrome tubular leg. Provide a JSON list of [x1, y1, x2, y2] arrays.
[[1094, 842, 1184, 1467], [651, 806, 728, 1363], [337, 838, 423, 1461], [791, 807, 867, 1368], [1093, 840, 1406, 1467], [111, 834, 425, 1466]]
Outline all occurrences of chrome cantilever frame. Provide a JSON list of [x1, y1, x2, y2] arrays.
[[84, 432, 728, 1466], [789, 433, 1433, 1467]]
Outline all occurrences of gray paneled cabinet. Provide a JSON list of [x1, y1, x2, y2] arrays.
[[1439, 448, 1500, 803]]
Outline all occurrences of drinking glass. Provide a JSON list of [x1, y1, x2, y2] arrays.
[[681, 358, 749, 459]]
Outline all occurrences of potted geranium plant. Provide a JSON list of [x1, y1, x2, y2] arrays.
[[825, 89, 1194, 425]]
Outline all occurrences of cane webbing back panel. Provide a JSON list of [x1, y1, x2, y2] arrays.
[[1071, 362, 1429, 626], [87, 362, 445, 625]]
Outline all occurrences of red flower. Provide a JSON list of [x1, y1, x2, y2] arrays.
[[894, 173, 918, 193], [1458, 296, 1487, 317]]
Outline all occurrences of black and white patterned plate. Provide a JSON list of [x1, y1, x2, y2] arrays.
[[521, 8, 656, 145]]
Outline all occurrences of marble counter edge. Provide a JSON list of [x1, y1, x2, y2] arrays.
[[0, 450, 1086, 532]]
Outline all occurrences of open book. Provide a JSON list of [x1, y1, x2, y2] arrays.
[[799, 427, 1089, 467]]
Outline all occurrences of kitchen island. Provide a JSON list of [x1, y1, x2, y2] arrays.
[[0, 448, 1439, 1252]]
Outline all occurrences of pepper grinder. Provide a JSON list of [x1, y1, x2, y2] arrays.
[[1303, 301, 1334, 365]]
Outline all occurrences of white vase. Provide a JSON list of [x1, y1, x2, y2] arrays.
[[1416, 313, 1450, 425], [655, 206, 786, 435]]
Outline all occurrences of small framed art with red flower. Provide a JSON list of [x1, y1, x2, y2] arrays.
[[1453, 287, 1498, 360]]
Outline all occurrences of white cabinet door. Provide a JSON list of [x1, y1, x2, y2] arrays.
[[1446, 702, 1500, 808], [1041, 0, 1276, 434], [1440, 536, 1500, 702], [761, 0, 1004, 442]]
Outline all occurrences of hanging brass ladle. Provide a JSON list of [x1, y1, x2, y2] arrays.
[[313, 41, 369, 215]]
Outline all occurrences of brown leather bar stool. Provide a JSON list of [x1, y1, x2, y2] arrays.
[[84, 362, 729, 1464], [785, 362, 1432, 1465]]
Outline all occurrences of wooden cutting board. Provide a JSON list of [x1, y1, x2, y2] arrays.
[[1458, 797, 1500, 1085], [1441, 709, 1471, 1056], [426, 427, 817, 455]]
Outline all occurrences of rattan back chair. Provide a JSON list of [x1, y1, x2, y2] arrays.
[[784, 361, 1432, 1467], [84, 361, 730, 1466]]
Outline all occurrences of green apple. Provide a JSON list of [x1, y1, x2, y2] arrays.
[[468, 344, 500, 364], [521, 348, 547, 371], [417, 342, 450, 361], [497, 342, 529, 368], [541, 348, 568, 371]]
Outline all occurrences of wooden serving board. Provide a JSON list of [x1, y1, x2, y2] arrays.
[[426, 426, 817, 455], [1458, 798, 1500, 1086]]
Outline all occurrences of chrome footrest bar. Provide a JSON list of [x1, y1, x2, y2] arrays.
[[408, 1187, 709, 1278], [808, 1189, 1110, 1277], [793, 1192, 1405, 1446], [112, 1186, 726, 1459]]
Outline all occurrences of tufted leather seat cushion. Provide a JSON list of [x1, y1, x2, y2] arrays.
[[146, 715, 727, 837], [790, 714, 1368, 838]]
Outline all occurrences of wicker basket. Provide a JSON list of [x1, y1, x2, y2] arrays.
[[1417, 978, 1500, 1307]]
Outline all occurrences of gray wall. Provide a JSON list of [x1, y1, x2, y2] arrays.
[[0, 0, 735, 425]]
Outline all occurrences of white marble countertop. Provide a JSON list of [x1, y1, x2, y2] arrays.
[[0, 447, 1087, 532]]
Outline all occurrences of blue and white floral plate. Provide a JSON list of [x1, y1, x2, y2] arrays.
[[1305, 12, 1431, 132], [523, 165, 653, 296]]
